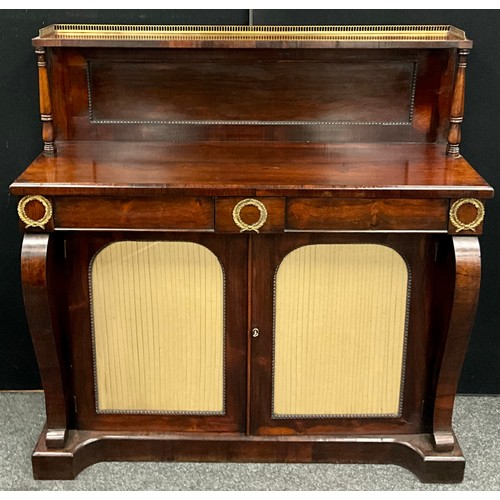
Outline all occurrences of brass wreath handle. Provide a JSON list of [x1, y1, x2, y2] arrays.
[[449, 198, 485, 233], [17, 195, 53, 230], [232, 198, 268, 233]]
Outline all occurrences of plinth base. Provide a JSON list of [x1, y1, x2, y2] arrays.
[[32, 424, 465, 483]]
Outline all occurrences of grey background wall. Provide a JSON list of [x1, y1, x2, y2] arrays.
[[0, 9, 498, 393]]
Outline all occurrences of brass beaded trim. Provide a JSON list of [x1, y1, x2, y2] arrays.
[[232, 198, 268, 233], [17, 195, 52, 229], [449, 198, 485, 232]]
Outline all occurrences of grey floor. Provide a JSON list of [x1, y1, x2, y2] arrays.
[[0, 392, 499, 491]]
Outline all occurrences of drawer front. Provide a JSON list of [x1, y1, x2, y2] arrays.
[[54, 196, 214, 230], [216, 197, 285, 233], [287, 198, 449, 231]]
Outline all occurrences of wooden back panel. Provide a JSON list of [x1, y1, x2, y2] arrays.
[[48, 47, 456, 143]]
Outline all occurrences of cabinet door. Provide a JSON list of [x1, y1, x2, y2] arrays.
[[66, 232, 248, 433], [249, 233, 434, 435]]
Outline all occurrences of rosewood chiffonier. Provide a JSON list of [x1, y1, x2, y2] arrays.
[[9, 24, 493, 482]]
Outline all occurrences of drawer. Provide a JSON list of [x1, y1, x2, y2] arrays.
[[287, 198, 449, 231], [216, 197, 285, 233], [54, 196, 214, 230]]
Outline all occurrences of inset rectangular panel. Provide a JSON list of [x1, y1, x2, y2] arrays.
[[88, 60, 415, 124], [90, 241, 224, 414], [273, 244, 409, 418]]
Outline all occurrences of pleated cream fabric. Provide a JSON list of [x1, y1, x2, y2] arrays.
[[273, 244, 408, 417], [91, 241, 224, 414]]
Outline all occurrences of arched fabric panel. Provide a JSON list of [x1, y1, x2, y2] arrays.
[[273, 244, 409, 418], [90, 241, 225, 414]]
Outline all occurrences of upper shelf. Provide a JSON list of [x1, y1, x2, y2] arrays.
[[33, 24, 473, 49]]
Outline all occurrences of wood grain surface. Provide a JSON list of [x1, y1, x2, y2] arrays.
[[89, 59, 414, 124], [10, 142, 493, 199]]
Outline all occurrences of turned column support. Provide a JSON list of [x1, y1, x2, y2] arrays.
[[432, 236, 481, 451], [446, 49, 470, 158], [21, 233, 68, 448], [35, 48, 56, 155]]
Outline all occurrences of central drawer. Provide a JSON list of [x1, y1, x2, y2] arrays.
[[215, 197, 285, 233]]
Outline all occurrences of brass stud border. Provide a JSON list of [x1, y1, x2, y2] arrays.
[[17, 195, 53, 229], [449, 198, 485, 232], [232, 198, 268, 233]]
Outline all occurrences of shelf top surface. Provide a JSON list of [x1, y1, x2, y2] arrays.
[[33, 24, 473, 49], [10, 142, 492, 199]]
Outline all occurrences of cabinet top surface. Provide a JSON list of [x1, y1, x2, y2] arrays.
[[33, 24, 472, 48], [10, 142, 492, 199]]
